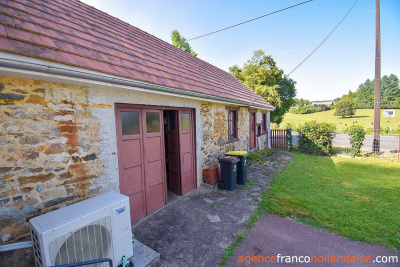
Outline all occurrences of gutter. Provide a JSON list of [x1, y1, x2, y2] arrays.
[[0, 54, 275, 111]]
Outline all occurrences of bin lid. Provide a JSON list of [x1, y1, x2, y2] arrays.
[[224, 151, 248, 156], [218, 156, 240, 163]]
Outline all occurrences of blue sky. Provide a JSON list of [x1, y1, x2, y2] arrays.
[[81, 0, 399, 101]]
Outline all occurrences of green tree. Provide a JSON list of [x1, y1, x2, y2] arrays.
[[354, 74, 399, 108], [298, 98, 306, 109], [355, 79, 375, 108], [171, 30, 197, 56], [229, 50, 296, 125], [347, 90, 353, 101], [381, 74, 400, 108], [334, 100, 357, 117]]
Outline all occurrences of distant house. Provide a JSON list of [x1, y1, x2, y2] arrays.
[[0, 0, 274, 243], [311, 100, 334, 106]]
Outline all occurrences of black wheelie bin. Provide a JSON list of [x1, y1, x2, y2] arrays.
[[224, 151, 248, 185], [218, 156, 240, 191]]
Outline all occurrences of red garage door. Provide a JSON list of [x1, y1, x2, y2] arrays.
[[115, 104, 196, 223], [178, 110, 196, 195], [115, 105, 166, 222]]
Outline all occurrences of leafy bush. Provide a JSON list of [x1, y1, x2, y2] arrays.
[[348, 125, 366, 157], [298, 121, 336, 155], [334, 100, 357, 117]]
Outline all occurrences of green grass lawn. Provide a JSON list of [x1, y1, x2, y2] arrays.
[[280, 109, 400, 134], [264, 153, 400, 250]]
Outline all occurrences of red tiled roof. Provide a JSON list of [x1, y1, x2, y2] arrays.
[[0, 0, 274, 109]]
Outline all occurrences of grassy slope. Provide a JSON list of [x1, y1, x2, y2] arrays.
[[281, 109, 400, 133], [265, 153, 400, 250]]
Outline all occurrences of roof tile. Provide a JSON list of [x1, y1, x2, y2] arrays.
[[11, 17, 39, 32], [49, 49, 78, 65], [0, 35, 29, 54], [5, 25, 34, 42], [0, 13, 15, 26], [23, 42, 56, 60], [0, 24, 7, 37]]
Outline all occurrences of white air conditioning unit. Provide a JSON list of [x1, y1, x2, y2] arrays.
[[29, 191, 133, 267]]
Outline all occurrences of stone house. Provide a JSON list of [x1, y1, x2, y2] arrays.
[[0, 0, 274, 245]]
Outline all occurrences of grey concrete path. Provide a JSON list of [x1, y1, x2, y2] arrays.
[[131, 151, 294, 267], [227, 215, 400, 267]]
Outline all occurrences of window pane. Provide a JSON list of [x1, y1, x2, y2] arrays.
[[146, 112, 160, 133], [181, 113, 190, 130], [121, 112, 139, 135], [262, 114, 266, 132], [228, 110, 236, 139]]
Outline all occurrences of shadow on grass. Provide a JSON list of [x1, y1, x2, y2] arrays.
[[337, 115, 369, 119], [264, 153, 400, 251]]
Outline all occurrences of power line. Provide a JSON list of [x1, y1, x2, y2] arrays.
[[186, 0, 315, 42], [288, 0, 359, 76]]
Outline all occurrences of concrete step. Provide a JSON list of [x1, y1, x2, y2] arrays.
[[129, 239, 160, 267]]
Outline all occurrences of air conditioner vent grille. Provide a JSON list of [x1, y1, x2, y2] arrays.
[[31, 227, 43, 267], [50, 216, 113, 267]]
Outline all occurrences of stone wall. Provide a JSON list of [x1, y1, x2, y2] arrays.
[[200, 102, 270, 169], [0, 76, 103, 244], [0, 75, 271, 246]]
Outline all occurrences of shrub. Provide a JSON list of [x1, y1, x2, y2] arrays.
[[334, 100, 357, 117], [348, 125, 366, 157], [298, 121, 336, 155]]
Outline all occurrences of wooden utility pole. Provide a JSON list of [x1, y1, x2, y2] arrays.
[[373, 0, 381, 153]]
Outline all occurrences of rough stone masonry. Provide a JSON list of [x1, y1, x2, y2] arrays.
[[0, 76, 104, 244], [0, 75, 271, 247]]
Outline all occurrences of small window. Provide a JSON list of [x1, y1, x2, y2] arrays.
[[228, 110, 237, 140], [146, 112, 160, 133], [121, 112, 139, 135], [181, 113, 190, 130], [262, 113, 267, 134]]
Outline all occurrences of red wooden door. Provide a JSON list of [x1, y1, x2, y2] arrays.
[[166, 111, 181, 194], [115, 107, 146, 222], [116, 105, 166, 223], [143, 109, 166, 214], [178, 110, 196, 195], [250, 112, 256, 149]]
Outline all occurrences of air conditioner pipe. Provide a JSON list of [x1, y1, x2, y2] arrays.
[[0, 241, 33, 252]]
